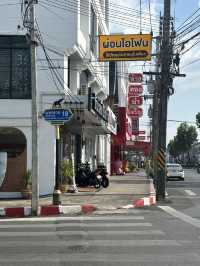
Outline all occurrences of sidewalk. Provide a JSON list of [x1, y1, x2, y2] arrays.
[[0, 170, 156, 217]]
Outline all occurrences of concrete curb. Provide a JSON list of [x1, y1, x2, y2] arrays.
[[0, 194, 156, 218]]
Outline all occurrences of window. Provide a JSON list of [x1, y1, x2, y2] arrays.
[[0, 35, 31, 99]]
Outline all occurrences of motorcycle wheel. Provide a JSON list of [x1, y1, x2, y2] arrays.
[[94, 179, 101, 189], [101, 177, 109, 188]]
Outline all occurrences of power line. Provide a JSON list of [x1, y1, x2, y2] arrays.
[[168, 119, 196, 124], [176, 7, 200, 31], [39, 0, 159, 32]]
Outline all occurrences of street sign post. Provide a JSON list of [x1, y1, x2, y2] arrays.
[[43, 107, 73, 205], [43, 108, 73, 124]]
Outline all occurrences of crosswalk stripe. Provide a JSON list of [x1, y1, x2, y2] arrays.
[[0, 229, 165, 237], [0, 222, 152, 229], [0, 239, 181, 247], [0, 214, 144, 223], [0, 253, 199, 263]]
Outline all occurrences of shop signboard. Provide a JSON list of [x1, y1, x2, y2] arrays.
[[128, 73, 143, 83], [125, 141, 150, 156], [127, 107, 143, 118], [99, 34, 152, 61], [128, 95, 143, 106], [128, 84, 143, 96]]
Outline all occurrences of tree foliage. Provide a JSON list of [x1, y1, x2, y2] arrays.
[[196, 112, 200, 128], [167, 137, 179, 157], [168, 122, 197, 157]]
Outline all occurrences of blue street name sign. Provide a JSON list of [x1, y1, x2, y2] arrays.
[[43, 108, 73, 122]]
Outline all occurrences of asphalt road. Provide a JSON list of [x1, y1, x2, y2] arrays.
[[166, 167, 200, 215], [1, 168, 200, 266]]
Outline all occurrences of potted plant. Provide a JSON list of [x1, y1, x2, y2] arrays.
[[60, 160, 73, 193], [21, 169, 32, 199]]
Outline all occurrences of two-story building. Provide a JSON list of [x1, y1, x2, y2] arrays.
[[0, 0, 117, 198]]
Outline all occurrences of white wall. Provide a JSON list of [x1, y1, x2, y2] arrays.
[[38, 119, 55, 195]]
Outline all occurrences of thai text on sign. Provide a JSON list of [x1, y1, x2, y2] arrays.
[[99, 34, 152, 61]]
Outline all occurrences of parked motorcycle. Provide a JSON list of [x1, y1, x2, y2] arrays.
[[96, 164, 109, 188], [75, 162, 101, 188]]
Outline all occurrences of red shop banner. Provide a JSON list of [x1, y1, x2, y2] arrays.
[[128, 84, 143, 96], [128, 73, 143, 83], [127, 107, 143, 118], [128, 95, 143, 106]]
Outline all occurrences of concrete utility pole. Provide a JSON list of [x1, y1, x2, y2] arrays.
[[152, 36, 161, 188], [30, 0, 39, 215], [156, 0, 171, 200]]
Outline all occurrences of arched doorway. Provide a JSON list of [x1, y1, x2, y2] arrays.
[[0, 127, 27, 192]]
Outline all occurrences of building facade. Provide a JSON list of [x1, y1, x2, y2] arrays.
[[0, 0, 116, 198]]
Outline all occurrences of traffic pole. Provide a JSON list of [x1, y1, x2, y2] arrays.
[[30, 0, 39, 215]]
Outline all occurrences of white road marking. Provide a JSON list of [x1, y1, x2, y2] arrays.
[[0, 229, 165, 237], [0, 214, 143, 223], [0, 222, 152, 229], [0, 239, 181, 247], [159, 205, 200, 228], [184, 189, 197, 196], [0, 253, 199, 263]]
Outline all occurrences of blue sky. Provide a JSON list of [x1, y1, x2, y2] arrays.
[[111, 0, 200, 144]]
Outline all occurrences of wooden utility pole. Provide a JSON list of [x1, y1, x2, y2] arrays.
[[156, 0, 171, 200], [30, 0, 39, 215]]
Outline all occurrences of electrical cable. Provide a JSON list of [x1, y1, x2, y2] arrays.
[[39, 0, 159, 32], [176, 7, 200, 31], [148, 0, 153, 34], [140, 0, 142, 33]]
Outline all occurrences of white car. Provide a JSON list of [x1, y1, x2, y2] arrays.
[[166, 163, 184, 181]]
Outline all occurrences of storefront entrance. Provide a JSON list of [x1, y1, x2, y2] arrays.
[[0, 127, 27, 192]]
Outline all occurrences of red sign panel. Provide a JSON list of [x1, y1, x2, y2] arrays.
[[125, 141, 150, 156], [129, 73, 143, 83], [128, 96, 143, 106], [128, 84, 143, 96], [127, 107, 143, 118]]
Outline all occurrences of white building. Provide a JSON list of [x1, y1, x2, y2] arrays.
[[0, 0, 116, 198]]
